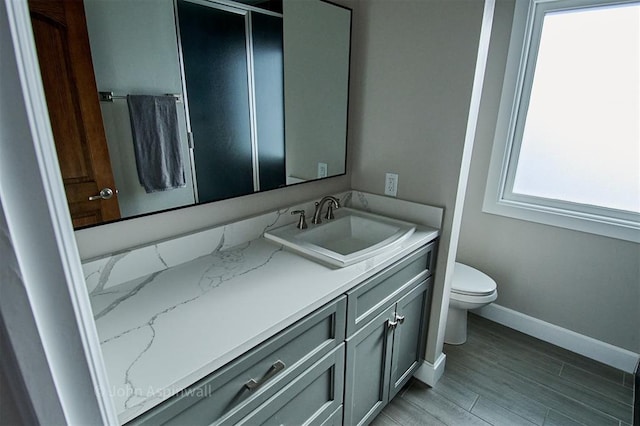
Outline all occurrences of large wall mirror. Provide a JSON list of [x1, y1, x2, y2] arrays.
[[29, 0, 351, 229]]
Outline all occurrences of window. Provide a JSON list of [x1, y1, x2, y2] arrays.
[[484, 0, 640, 242]]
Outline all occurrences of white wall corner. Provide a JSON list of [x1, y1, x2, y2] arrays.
[[476, 304, 640, 374], [2, 1, 118, 423], [425, 0, 496, 365], [414, 353, 447, 387]]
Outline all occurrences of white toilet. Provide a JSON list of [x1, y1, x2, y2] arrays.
[[444, 262, 498, 345]]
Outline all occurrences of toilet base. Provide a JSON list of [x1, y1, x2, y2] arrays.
[[444, 307, 468, 345]]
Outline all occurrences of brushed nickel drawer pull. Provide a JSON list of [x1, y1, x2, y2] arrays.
[[388, 319, 398, 331], [244, 360, 286, 391]]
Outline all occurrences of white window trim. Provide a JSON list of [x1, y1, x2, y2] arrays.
[[483, 0, 640, 243]]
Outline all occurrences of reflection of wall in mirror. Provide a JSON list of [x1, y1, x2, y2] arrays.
[[84, 0, 196, 218], [283, 0, 351, 182]]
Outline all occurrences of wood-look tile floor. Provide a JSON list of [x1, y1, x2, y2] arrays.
[[373, 313, 635, 426]]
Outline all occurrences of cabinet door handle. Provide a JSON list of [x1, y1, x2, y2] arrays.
[[388, 319, 398, 330], [244, 360, 286, 391], [395, 314, 405, 325]]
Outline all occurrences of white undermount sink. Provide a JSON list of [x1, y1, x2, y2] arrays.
[[264, 207, 416, 267]]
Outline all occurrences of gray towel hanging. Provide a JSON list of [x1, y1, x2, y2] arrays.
[[127, 95, 186, 193]]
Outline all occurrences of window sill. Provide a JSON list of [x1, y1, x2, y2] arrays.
[[482, 197, 640, 243]]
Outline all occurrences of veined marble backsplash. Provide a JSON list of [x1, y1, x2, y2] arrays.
[[81, 191, 443, 294]]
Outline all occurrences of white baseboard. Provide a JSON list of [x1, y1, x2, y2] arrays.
[[476, 304, 640, 374], [414, 353, 447, 386]]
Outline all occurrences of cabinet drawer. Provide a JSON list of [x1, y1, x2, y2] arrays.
[[320, 406, 343, 426], [238, 344, 345, 426], [128, 296, 346, 425], [346, 242, 435, 336]]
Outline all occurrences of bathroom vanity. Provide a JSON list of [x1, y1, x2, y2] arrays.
[[83, 192, 440, 425]]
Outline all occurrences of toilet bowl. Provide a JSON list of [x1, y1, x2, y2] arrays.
[[444, 262, 497, 345]]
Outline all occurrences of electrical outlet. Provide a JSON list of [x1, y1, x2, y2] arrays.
[[385, 173, 398, 197], [318, 162, 328, 178]]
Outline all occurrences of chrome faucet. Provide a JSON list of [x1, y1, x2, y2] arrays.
[[312, 196, 340, 224]]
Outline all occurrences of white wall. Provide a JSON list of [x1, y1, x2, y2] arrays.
[[1, 1, 116, 421], [348, 0, 487, 364], [457, 0, 640, 353]]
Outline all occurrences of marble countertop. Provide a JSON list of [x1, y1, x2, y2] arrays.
[[87, 196, 440, 423]]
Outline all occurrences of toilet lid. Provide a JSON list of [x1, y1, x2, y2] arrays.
[[452, 262, 496, 296]]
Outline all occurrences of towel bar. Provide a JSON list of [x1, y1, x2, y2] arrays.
[[98, 91, 182, 103]]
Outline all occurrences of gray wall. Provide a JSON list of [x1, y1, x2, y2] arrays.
[[457, 0, 640, 353], [348, 0, 486, 362], [284, 0, 350, 181]]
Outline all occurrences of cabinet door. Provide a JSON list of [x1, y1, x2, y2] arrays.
[[389, 278, 431, 400], [343, 305, 395, 426]]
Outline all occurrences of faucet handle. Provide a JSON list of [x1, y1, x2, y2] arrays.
[[325, 201, 337, 220], [291, 210, 307, 229]]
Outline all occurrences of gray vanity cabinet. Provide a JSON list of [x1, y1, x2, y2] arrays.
[[343, 281, 431, 426], [343, 243, 435, 426]]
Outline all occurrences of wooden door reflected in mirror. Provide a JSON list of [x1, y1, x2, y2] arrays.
[[29, 0, 120, 228]]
